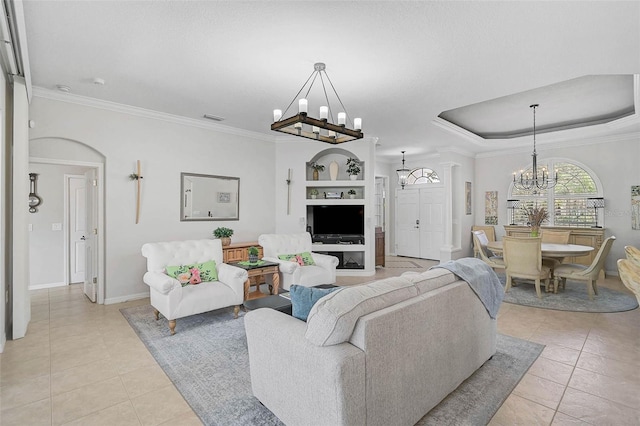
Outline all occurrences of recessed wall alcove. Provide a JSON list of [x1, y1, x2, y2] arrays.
[[306, 147, 365, 181]]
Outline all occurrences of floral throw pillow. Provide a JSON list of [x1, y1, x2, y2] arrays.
[[165, 260, 218, 286], [278, 252, 316, 266]]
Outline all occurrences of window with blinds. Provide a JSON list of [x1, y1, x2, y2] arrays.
[[510, 160, 600, 227]]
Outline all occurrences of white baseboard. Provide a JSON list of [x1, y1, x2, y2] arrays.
[[104, 292, 149, 305], [29, 282, 66, 290]]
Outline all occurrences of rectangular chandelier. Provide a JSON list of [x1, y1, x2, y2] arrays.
[[271, 113, 363, 144], [271, 62, 363, 145]]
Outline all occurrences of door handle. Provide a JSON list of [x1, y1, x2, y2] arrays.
[[80, 236, 86, 240]]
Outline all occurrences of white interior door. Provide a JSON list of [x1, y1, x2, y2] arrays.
[[68, 176, 86, 283], [419, 187, 445, 260], [83, 169, 98, 302], [396, 189, 420, 257]]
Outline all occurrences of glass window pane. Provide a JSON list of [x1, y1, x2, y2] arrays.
[[509, 160, 599, 228], [407, 168, 440, 184]]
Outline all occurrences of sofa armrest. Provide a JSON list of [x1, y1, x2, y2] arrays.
[[311, 252, 339, 270], [262, 256, 299, 274], [217, 263, 248, 297], [143, 271, 180, 295], [245, 308, 365, 426]]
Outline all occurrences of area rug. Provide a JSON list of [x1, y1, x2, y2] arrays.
[[121, 305, 543, 426], [384, 257, 425, 268], [498, 274, 639, 313]]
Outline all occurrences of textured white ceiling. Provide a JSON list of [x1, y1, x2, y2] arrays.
[[438, 75, 635, 138], [21, 1, 640, 159]]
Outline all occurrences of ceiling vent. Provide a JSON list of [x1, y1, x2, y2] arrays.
[[203, 114, 225, 122]]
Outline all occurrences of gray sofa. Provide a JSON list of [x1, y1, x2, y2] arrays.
[[244, 266, 499, 426]]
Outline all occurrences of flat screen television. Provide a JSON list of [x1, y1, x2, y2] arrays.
[[310, 205, 364, 235]]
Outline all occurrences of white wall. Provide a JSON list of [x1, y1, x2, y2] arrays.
[[0, 66, 7, 350], [475, 135, 640, 274], [28, 163, 92, 287], [28, 97, 276, 303]]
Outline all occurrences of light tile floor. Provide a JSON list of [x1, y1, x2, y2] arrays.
[[1, 256, 639, 425]]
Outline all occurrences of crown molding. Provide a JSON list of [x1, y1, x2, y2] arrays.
[[32, 86, 276, 142], [436, 145, 475, 158], [432, 116, 486, 145], [475, 131, 640, 159]]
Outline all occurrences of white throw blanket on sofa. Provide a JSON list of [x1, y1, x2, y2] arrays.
[[432, 257, 504, 318]]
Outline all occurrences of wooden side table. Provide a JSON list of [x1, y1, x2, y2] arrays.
[[230, 261, 280, 301]]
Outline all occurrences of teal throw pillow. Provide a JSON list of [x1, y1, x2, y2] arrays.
[[165, 260, 218, 287], [278, 251, 316, 266], [290, 284, 341, 321]]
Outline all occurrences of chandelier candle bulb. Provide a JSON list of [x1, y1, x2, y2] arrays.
[[338, 112, 346, 126], [299, 99, 308, 115], [320, 106, 328, 120], [273, 109, 282, 122], [312, 126, 320, 134], [328, 130, 336, 138], [354, 117, 362, 130]]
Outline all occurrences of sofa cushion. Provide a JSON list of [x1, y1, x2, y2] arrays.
[[290, 285, 342, 321], [165, 260, 218, 286], [305, 276, 417, 346], [401, 268, 458, 295]]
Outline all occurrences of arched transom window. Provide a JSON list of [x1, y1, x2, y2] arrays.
[[406, 168, 440, 185], [510, 159, 601, 227]]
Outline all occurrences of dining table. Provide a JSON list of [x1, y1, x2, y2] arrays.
[[487, 241, 594, 258], [487, 240, 594, 293]]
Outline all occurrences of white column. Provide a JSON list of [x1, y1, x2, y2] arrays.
[[439, 161, 460, 262]]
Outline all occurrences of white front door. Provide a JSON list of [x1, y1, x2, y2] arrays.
[[396, 189, 420, 257], [83, 169, 98, 302], [419, 187, 445, 260]]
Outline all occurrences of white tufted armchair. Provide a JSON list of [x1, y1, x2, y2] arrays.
[[258, 233, 339, 291], [141, 239, 248, 335]]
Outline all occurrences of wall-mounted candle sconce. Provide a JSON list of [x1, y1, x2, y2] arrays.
[[28, 173, 42, 213]]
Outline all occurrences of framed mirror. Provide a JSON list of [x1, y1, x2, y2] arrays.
[[180, 172, 240, 221]]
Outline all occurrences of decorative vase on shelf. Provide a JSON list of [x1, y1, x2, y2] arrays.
[[350, 174, 357, 181], [530, 226, 540, 237], [312, 169, 319, 181], [310, 194, 317, 199], [249, 254, 258, 263], [329, 161, 339, 181], [349, 194, 355, 199], [220, 237, 231, 246]]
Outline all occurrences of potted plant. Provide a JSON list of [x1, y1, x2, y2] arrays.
[[346, 158, 361, 180], [309, 162, 325, 180], [248, 246, 260, 263], [348, 189, 357, 199], [522, 205, 548, 237], [213, 226, 234, 246], [309, 188, 319, 199]]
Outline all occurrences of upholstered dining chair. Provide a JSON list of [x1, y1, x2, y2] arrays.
[[553, 236, 616, 299], [625, 245, 640, 267], [503, 236, 551, 299], [471, 226, 496, 257], [541, 230, 571, 244], [617, 258, 640, 304], [541, 230, 571, 274], [472, 231, 504, 271]]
